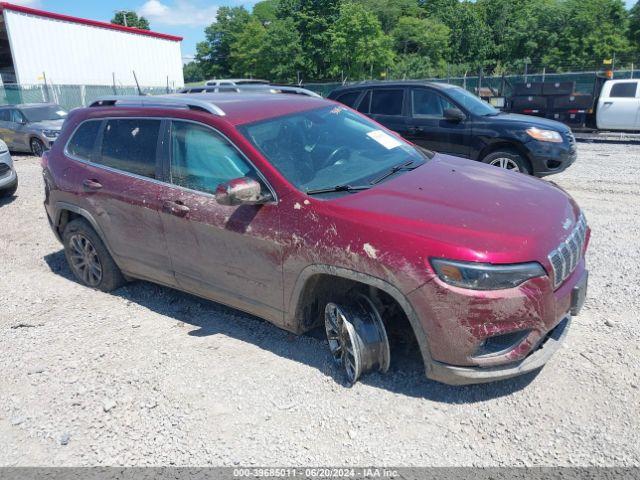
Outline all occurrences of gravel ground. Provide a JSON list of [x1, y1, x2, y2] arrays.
[[0, 144, 639, 467]]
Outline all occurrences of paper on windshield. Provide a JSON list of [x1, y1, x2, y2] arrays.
[[367, 130, 403, 150]]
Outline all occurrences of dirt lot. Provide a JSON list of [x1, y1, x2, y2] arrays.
[[1, 144, 639, 467]]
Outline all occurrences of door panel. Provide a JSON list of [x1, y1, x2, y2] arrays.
[[159, 120, 284, 322], [76, 118, 175, 285], [403, 88, 472, 158], [597, 82, 640, 130]]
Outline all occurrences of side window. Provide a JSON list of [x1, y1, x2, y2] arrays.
[[170, 121, 253, 194], [610, 82, 638, 98], [0, 110, 10, 121], [98, 119, 160, 178], [335, 91, 361, 108], [67, 120, 102, 160], [370, 89, 404, 116], [357, 91, 371, 113], [412, 89, 456, 118], [10, 109, 24, 123]]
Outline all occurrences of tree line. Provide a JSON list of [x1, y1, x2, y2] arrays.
[[181, 0, 640, 84]]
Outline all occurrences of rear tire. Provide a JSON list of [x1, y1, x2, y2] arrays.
[[62, 218, 125, 292], [30, 138, 45, 157], [0, 178, 17, 198], [482, 150, 531, 174]]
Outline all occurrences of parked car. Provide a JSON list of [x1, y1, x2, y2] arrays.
[[595, 79, 640, 131], [0, 103, 67, 156], [0, 139, 17, 197], [179, 85, 320, 97], [42, 93, 589, 385], [328, 82, 577, 176], [205, 78, 269, 87]]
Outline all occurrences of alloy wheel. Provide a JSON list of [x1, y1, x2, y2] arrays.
[[68, 233, 103, 287], [489, 157, 520, 171]]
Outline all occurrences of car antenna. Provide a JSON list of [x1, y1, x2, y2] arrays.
[[133, 71, 145, 96]]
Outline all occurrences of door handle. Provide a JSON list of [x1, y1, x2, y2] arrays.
[[82, 178, 103, 191], [604, 101, 613, 106], [408, 126, 423, 134], [163, 200, 190, 217]]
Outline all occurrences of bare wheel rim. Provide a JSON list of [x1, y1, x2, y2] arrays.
[[68, 233, 103, 287], [489, 157, 520, 171], [31, 140, 44, 157], [325, 303, 361, 384]]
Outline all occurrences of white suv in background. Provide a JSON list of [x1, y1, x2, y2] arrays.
[[0, 139, 17, 198]]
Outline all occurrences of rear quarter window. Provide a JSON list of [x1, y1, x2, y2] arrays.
[[66, 120, 102, 160], [97, 119, 161, 178], [335, 91, 361, 108]]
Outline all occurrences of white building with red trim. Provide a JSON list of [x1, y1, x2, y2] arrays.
[[0, 2, 184, 87]]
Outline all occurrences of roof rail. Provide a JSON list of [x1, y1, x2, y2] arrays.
[[89, 95, 226, 116]]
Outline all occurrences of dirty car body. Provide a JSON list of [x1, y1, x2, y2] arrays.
[[42, 93, 590, 385]]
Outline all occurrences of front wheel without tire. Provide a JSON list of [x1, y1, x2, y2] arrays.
[[62, 218, 125, 292], [324, 293, 390, 385], [482, 150, 531, 174]]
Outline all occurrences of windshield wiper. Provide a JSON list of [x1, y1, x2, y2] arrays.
[[306, 184, 371, 195], [370, 160, 420, 185]]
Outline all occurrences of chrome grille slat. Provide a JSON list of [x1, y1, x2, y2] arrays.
[[548, 213, 588, 288]]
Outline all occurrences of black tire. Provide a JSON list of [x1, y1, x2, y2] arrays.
[[482, 150, 531, 175], [30, 138, 45, 157], [62, 218, 126, 292], [0, 178, 17, 198]]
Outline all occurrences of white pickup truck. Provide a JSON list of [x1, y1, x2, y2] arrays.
[[596, 79, 640, 131]]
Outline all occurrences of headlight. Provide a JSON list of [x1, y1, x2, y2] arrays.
[[526, 127, 563, 143], [0, 140, 8, 153], [431, 259, 546, 290], [42, 130, 60, 138]]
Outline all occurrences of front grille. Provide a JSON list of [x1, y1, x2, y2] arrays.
[[548, 213, 588, 288], [0, 163, 10, 177]]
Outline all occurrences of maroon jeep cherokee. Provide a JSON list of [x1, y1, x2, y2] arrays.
[[42, 93, 590, 385]]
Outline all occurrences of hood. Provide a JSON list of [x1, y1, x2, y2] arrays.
[[30, 119, 64, 131], [330, 155, 581, 265], [487, 112, 570, 132]]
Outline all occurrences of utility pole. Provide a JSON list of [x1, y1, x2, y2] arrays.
[[114, 10, 129, 27]]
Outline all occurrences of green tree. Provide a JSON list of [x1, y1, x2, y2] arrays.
[[183, 61, 205, 84], [195, 6, 251, 78], [391, 16, 450, 60], [328, 2, 394, 80], [229, 20, 268, 78], [631, 1, 640, 48], [542, 0, 630, 70], [253, 0, 280, 25], [260, 18, 304, 82], [111, 11, 150, 30], [353, 0, 422, 33]]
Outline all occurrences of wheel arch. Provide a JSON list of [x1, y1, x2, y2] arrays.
[[477, 141, 533, 172], [287, 265, 435, 375], [53, 202, 116, 259]]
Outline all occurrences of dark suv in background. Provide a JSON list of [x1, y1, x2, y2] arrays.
[[328, 82, 577, 176]]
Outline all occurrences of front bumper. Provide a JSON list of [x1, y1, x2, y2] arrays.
[[408, 261, 588, 385], [0, 156, 16, 189], [526, 138, 577, 177], [428, 316, 571, 385]]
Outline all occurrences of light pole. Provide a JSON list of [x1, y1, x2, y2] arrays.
[[114, 10, 128, 27]]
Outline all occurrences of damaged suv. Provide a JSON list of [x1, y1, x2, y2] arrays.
[[42, 93, 589, 385]]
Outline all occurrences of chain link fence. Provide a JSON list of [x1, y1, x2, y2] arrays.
[[0, 84, 178, 111]]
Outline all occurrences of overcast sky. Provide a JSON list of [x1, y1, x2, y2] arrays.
[[10, 0, 639, 61]]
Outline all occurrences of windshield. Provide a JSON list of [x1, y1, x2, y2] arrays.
[[239, 106, 429, 193], [447, 87, 498, 116], [22, 105, 67, 122]]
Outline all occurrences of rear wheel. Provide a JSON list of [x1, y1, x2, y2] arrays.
[[62, 218, 125, 292], [482, 150, 531, 174], [30, 138, 45, 157], [324, 293, 390, 385]]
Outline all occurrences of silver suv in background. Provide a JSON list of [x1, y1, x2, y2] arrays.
[[0, 103, 68, 156], [0, 139, 17, 198]]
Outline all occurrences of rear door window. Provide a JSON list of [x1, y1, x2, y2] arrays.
[[0, 110, 10, 121], [170, 121, 254, 194], [357, 91, 372, 113], [335, 91, 361, 108], [370, 89, 404, 116], [610, 82, 638, 98], [98, 119, 161, 178], [67, 120, 102, 160]]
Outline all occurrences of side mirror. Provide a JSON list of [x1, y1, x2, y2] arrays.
[[215, 177, 271, 206], [444, 108, 466, 122]]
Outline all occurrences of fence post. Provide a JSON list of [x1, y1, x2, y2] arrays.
[[542, 67, 546, 83], [80, 85, 86, 106]]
